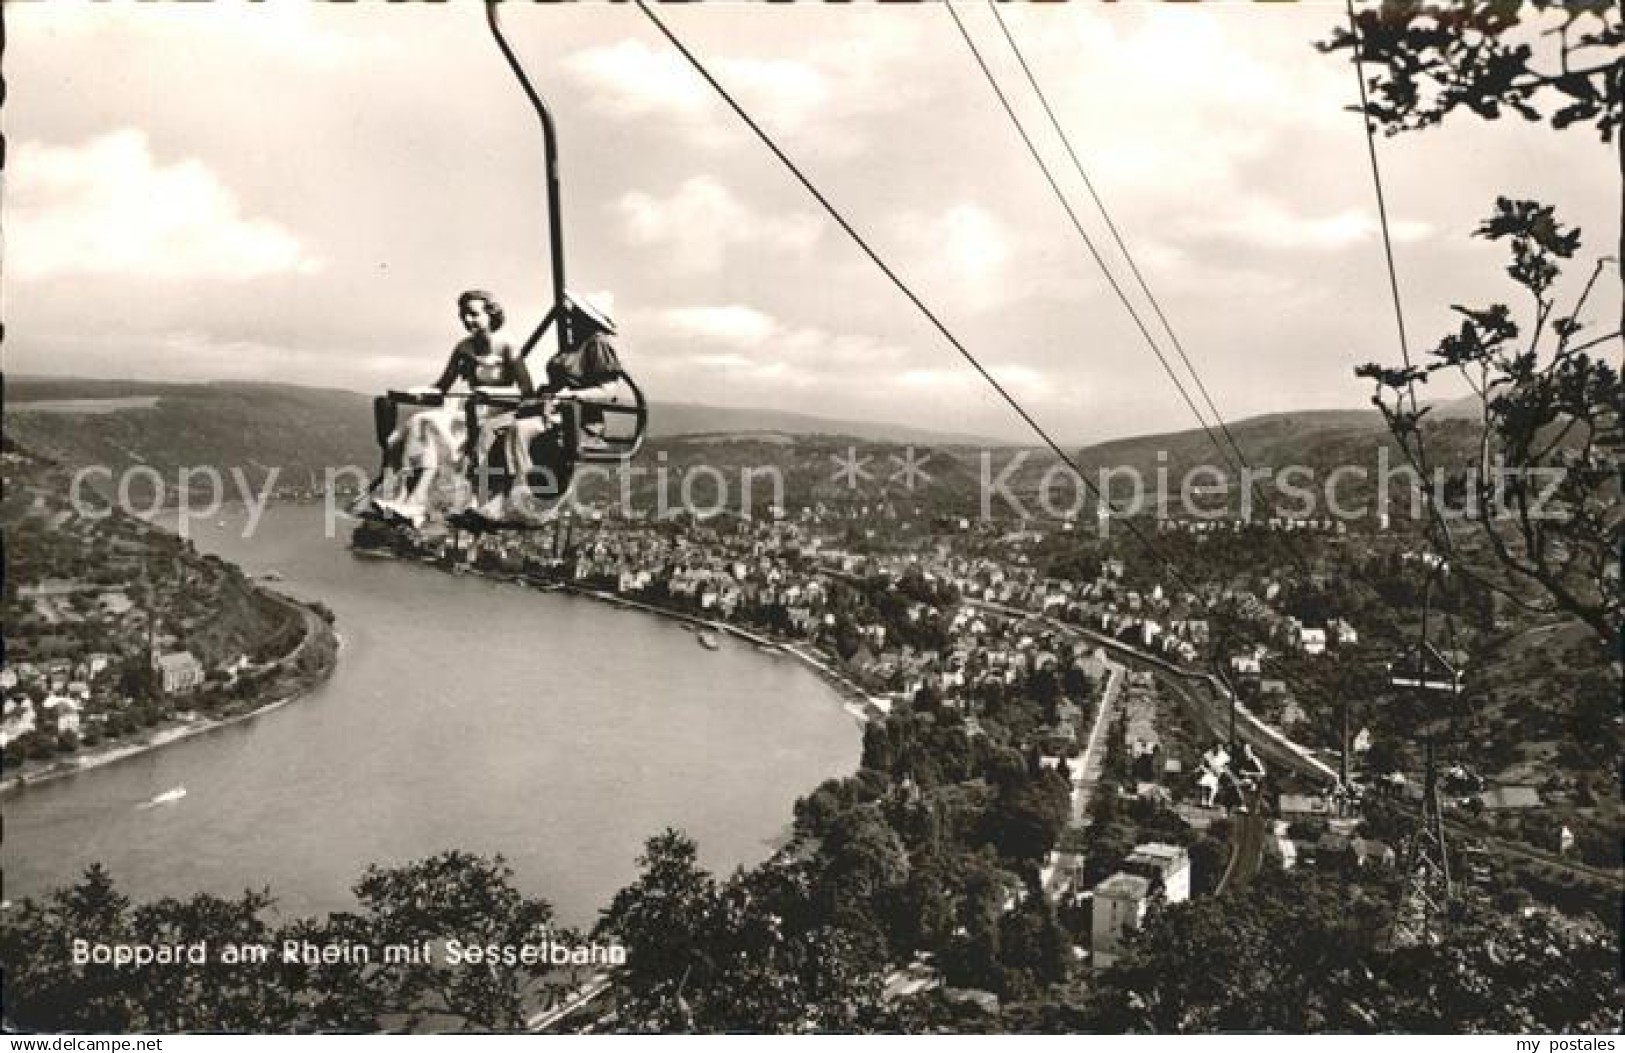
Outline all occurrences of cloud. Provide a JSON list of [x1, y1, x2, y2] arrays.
[[776, 329, 904, 368], [5, 329, 376, 386], [689, 352, 759, 371], [663, 304, 780, 344], [576, 289, 619, 321], [8, 130, 324, 282], [15, 2, 384, 67], [1186, 199, 1434, 252], [567, 39, 711, 120], [1029, 6, 1352, 186], [616, 176, 821, 271], [568, 39, 827, 129], [640, 303, 914, 400], [714, 56, 829, 126], [936, 204, 1012, 284], [889, 203, 1014, 310], [900, 363, 1050, 401], [653, 303, 906, 367]]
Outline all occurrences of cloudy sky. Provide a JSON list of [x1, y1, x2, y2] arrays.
[[6, 2, 1618, 443]]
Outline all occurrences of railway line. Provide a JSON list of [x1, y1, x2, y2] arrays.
[[959, 599, 1620, 891], [962, 599, 1337, 784]]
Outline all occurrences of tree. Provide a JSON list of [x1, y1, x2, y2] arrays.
[[1079, 867, 1616, 1032], [117, 656, 157, 703], [0, 866, 305, 1032], [1322, 1, 1622, 266], [1355, 198, 1622, 648], [701, 857, 887, 1032], [1061, 664, 1093, 701], [984, 773, 1071, 866], [335, 850, 558, 1031], [0, 854, 560, 1033], [1363, 735, 1404, 777], [595, 830, 720, 1031], [1322, 2, 1624, 650], [597, 830, 886, 1033], [817, 805, 911, 929], [1, 865, 136, 1031], [996, 898, 1071, 998], [884, 857, 959, 956]]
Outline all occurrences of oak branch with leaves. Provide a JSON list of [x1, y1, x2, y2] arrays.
[[1323, 1, 1623, 650]]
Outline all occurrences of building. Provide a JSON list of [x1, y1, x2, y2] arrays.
[[1076, 648, 1112, 684], [1478, 786, 1541, 811], [1122, 694, 1160, 757], [1091, 872, 1152, 970], [42, 694, 82, 735], [1124, 842, 1192, 904], [1039, 851, 1087, 901], [1, 700, 38, 748], [155, 651, 205, 695], [1267, 827, 1299, 870], [1279, 793, 1333, 818], [1351, 838, 1397, 868]]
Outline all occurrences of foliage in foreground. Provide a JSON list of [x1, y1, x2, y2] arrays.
[[6, 844, 1614, 1034], [1075, 869, 1619, 1034], [1324, 0, 1623, 648], [0, 852, 568, 1033]]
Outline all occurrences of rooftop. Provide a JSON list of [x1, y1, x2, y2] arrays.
[[1128, 842, 1188, 865], [1095, 872, 1152, 899], [1479, 786, 1542, 810]]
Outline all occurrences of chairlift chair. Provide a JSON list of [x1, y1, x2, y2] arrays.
[[1386, 641, 1463, 696], [359, 1, 647, 531]]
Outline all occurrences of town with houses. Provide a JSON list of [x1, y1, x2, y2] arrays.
[[4, 426, 1612, 1016], [347, 496, 1608, 979], [2, 444, 333, 784]]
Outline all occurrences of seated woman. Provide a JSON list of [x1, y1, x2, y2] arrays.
[[356, 289, 534, 527], [458, 293, 625, 526]]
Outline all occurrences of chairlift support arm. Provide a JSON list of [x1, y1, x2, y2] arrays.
[[485, 0, 569, 361]]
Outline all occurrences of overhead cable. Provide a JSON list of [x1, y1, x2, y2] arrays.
[[944, 1, 1245, 484], [984, 0, 1268, 503], [632, 0, 1197, 592]]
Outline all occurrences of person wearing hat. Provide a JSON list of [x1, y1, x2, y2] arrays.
[[455, 292, 627, 527], [540, 292, 622, 399]]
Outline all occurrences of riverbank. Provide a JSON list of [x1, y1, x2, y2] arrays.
[[520, 585, 881, 724], [557, 586, 878, 714], [350, 540, 881, 724], [0, 588, 340, 796]]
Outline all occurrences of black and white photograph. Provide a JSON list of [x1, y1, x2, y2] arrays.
[[1, 0, 1620, 1037]]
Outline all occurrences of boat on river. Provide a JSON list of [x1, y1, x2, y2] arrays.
[[697, 631, 721, 651], [145, 786, 187, 807]]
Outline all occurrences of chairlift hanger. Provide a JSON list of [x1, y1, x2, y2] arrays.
[[1388, 559, 1463, 695], [358, 1, 651, 535], [387, 0, 654, 454], [477, 0, 648, 465]]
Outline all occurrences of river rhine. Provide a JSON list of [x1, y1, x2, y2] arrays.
[[1, 504, 860, 926]]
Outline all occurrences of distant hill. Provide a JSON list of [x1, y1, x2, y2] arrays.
[[1066, 407, 1445, 479], [4, 375, 1480, 520], [0, 440, 310, 671], [4, 377, 1002, 483], [643, 401, 1004, 446], [6, 380, 381, 495], [1065, 395, 1490, 479]]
